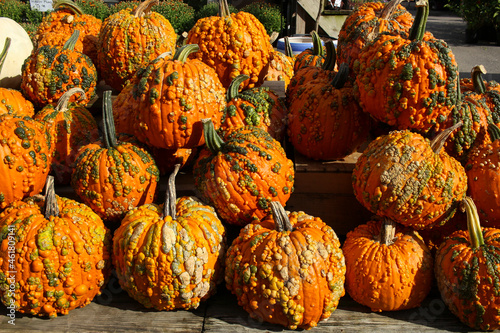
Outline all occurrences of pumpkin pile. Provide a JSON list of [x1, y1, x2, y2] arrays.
[[1, 0, 500, 330]]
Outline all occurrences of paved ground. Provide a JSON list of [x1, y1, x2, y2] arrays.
[[404, 4, 500, 82]]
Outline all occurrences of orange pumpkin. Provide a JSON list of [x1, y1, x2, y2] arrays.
[[0, 87, 35, 117]]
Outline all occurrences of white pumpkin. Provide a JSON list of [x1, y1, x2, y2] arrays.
[[0, 17, 34, 89]]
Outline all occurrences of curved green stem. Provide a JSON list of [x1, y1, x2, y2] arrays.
[[270, 201, 293, 232], [55, 87, 86, 112], [102, 90, 117, 149], [471, 65, 487, 94], [173, 44, 200, 63], [310, 30, 324, 57], [430, 121, 462, 153], [163, 164, 180, 219], [54, 0, 83, 15], [331, 63, 349, 89], [219, 0, 231, 18], [202, 118, 225, 154], [0, 37, 11, 77], [408, 0, 429, 41], [322, 40, 337, 71], [284, 36, 293, 58], [226, 74, 249, 102], [63, 30, 80, 51], [461, 196, 485, 249], [133, 0, 159, 18]]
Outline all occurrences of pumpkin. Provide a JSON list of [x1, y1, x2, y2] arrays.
[[0, 176, 112, 317], [0, 19, 34, 89], [343, 217, 433, 312], [186, 0, 273, 90], [286, 40, 338, 107], [292, 30, 326, 72], [34, 0, 102, 66], [193, 119, 294, 226], [112, 45, 226, 150], [0, 86, 35, 117], [225, 201, 345, 330], [287, 63, 372, 160], [352, 123, 468, 229], [219, 74, 287, 142], [259, 43, 295, 89], [21, 30, 98, 108], [34, 87, 99, 184], [97, 0, 177, 91], [71, 90, 159, 224], [112, 165, 226, 310], [354, 0, 459, 134], [337, 0, 413, 74], [465, 123, 500, 226], [0, 113, 52, 209], [435, 196, 500, 331]]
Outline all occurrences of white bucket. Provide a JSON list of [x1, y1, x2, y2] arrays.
[[276, 36, 336, 56]]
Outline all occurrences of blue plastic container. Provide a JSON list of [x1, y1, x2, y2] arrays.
[[276, 36, 335, 56]]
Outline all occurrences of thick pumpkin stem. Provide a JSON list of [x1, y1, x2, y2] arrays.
[[43, 175, 60, 219], [471, 65, 487, 94], [102, 90, 118, 149], [226, 74, 249, 101], [408, 0, 429, 41], [202, 118, 225, 154], [430, 121, 463, 153], [461, 196, 485, 249], [284, 36, 293, 58], [54, 0, 83, 15], [270, 201, 293, 232], [163, 164, 180, 219], [0, 37, 11, 76], [331, 63, 349, 89], [133, 0, 159, 18], [63, 30, 80, 51], [56, 87, 86, 113], [380, 0, 403, 19], [219, 0, 231, 18], [310, 30, 325, 57], [377, 218, 397, 246], [322, 40, 337, 71], [173, 44, 200, 63], [488, 123, 500, 142]]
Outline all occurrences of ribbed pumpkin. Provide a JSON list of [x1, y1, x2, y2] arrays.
[[0, 114, 52, 209], [343, 218, 433, 312], [0, 176, 112, 318], [354, 1, 459, 134], [112, 45, 226, 150], [465, 124, 500, 226], [186, 0, 273, 90], [292, 30, 326, 72], [0, 87, 35, 117], [435, 196, 500, 331], [34, 0, 102, 66], [193, 119, 294, 227], [97, 0, 177, 91], [112, 165, 226, 311], [21, 30, 98, 108], [71, 91, 159, 223], [219, 74, 287, 142], [225, 201, 345, 330], [352, 123, 468, 229], [34, 87, 99, 184], [287, 63, 372, 160], [337, 0, 413, 73]]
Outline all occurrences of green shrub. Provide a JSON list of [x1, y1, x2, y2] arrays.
[[183, 0, 208, 11], [241, 1, 285, 35], [153, 0, 195, 34], [195, 2, 238, 21], [74, 0, 113, 21], [110, 0, 141, 14], [0, 0, 31, 22]]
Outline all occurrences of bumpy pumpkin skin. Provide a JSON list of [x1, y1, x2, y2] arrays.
[[435, 197, 500, 331], [186, 5, 273, 90], [292, 31, 326, 73], [343, 218, 433, 312], [112, 196, 226, 311], [97, 0, 177, 91], [337, 0, 413, 73], [225, 206, 345, 330], [0, 114, 52, 209], [113, 47, 226, 150], [353, 5, 459, 134], [194, 123, 295, 226], [0, 194, 112, 318], [34, 88, 100, 184], [260, 50, 295, 89], [21, 36, 98, 108], [352, 129, 467, 229], [0, 88, 35, 117]]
